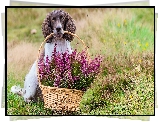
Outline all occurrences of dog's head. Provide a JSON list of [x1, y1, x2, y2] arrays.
[[42, 10, 76, 42]]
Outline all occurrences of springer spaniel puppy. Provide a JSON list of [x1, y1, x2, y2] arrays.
[[11, 10, 76, 103]]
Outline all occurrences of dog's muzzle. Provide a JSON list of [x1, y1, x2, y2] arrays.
[[54, 26, 64, 38]]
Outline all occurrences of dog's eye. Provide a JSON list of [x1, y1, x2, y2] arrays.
[[60, 15, 63, 20], [52, 17, 56, 21]]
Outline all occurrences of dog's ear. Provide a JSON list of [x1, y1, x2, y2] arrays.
[[63, 12, 76, 42], [42, 12, 54, 43]]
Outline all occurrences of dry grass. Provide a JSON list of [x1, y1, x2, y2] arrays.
[[7, 42, 39, 79]]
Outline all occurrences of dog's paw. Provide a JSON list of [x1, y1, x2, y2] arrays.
[[25, 98, 32, 103], [11, 85, 18, 93], [11, 85, 24, 96], [23, 96, 32, 103]]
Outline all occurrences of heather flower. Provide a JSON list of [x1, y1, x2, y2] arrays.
[[38, 45, 102, 91]]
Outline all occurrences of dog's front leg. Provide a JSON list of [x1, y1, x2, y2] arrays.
[[22, 49, 45, 103], [23, 61, 38, 102]]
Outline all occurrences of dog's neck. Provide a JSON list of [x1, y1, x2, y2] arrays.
[[44, 39, 72, 62], [53, 38, 67, 45]]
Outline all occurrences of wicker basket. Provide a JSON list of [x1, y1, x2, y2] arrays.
[[36, 31, 89, 112]]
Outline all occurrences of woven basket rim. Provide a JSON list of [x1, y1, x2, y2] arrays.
[[40, 84, 84, 93]]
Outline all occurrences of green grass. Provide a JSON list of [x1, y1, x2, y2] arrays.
[[80, 63, 154, 115], [7, 8, 154, 115]]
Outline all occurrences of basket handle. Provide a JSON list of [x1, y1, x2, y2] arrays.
[[36, 31, 89, 85]]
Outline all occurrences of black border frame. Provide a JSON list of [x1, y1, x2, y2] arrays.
[[5, 6, 156, 116]]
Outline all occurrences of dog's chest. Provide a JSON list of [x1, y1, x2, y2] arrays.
[[44, 39, 72, 61]]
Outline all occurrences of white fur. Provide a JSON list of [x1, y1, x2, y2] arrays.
[[11, 85, 25, 95], [11, 39, 72, 103], [44, 39, 72, 61]]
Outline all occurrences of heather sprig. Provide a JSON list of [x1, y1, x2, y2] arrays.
[[38, 45, 102, 91]]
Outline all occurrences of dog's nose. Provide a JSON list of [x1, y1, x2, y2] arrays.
[[56, 27, 61, 32]]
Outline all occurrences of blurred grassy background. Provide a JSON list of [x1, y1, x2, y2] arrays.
[[7, 7, 154, 116], [7, 7, 154, 77]]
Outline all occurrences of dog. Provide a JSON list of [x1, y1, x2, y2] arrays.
[[11, 9, 76, 103]]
